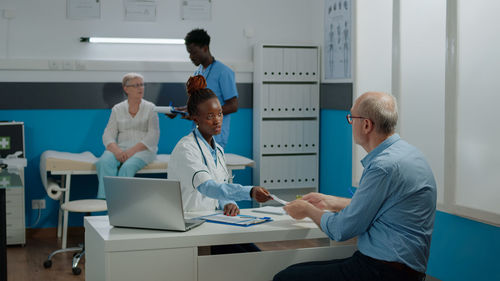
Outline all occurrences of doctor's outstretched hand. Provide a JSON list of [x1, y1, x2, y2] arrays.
[[223, 203, 240, 216], [251, 186, 272, 203]]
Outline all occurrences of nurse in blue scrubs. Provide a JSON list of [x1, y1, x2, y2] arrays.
[[169, 28, 238, 149]]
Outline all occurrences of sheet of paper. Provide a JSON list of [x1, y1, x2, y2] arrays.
[[270, 194, 289, 205], [252, 206, 287, 215]]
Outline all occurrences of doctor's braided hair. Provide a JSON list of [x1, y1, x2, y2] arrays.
[[186, 75, 217, 116]]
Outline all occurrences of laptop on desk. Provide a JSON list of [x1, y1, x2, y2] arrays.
[[103, 176, 204, 231]]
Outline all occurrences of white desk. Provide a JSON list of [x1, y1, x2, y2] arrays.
[[42, 152, 254, 249], [84, 209, 357, 281]]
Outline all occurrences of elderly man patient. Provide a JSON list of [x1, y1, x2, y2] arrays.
[[275, 92, 437, 281], [95, 73, 159, 199]]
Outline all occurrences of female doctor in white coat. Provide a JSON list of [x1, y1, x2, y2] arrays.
[[168, 75, 271, 216]]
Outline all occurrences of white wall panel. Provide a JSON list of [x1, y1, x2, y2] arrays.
[[455, 0, 500, 216], [0, 0, 314, 63], [399, 0, 446, 205], [352, 0, 393, 186]]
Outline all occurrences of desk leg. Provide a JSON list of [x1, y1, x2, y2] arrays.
[[57, 175, 65, 238], [62, 174, 71, 249], [57, 197, 62, 238], [0, 189, 7, 281]]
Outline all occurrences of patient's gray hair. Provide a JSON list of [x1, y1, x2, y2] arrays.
[[122, 73, 144, 87], [357, 92, 398, 135]]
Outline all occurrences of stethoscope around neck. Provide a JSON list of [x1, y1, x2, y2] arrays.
[[192, 130, 230, 179]]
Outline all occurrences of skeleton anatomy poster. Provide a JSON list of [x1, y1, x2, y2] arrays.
[[324, 0, 352, 81]]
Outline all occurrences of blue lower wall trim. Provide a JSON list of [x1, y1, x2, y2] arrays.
[[427, 211, 500, 281], [225, 109, 253, 208], [319, 110, 352, 197]]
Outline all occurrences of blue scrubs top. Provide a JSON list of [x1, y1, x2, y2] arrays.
[[194, 60, 238, 149]]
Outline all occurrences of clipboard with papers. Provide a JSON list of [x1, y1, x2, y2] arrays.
[[197, 213, 272, 227]]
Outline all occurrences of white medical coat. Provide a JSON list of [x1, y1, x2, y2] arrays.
[[168, 132, 230, 212]]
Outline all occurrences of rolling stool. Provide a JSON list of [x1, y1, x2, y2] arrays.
[[43, 199, 107, 275]]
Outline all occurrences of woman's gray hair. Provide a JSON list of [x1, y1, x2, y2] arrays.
[[122, 73, 144, 87], [357, 93, 398, 135]]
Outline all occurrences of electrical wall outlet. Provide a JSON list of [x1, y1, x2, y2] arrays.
[[32, 199, 46, 209]]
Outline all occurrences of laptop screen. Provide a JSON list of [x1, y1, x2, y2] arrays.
[[103, 176, 192, 231]]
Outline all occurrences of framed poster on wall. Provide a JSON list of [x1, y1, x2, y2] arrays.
[[323, 0, 353, 83], [181, 0, 212, 21], [67, 0, 100, 19]]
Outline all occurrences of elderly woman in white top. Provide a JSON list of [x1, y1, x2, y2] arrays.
[[95, 73, 159, 198]]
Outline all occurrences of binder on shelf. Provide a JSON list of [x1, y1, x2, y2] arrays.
[[283, 48, 297, 76], [263, 84, 270, 115]]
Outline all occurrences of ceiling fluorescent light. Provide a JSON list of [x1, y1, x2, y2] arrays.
[[80, 37, 185, 45]]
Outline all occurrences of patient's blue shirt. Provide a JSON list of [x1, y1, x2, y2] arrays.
[[320, 134, 437, 273]]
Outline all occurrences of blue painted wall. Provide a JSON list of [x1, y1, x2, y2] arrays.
[[0, 108, 254, 228], [1, 108, 499, 281], [426, 211, 500, 281], [318, 110, 352, 198]]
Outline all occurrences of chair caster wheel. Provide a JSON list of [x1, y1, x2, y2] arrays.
[[43, 260, 52, 268], [72, 267, 82, 275]]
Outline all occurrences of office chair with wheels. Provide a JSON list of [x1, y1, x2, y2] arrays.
[[43, 199, 107, 275]]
